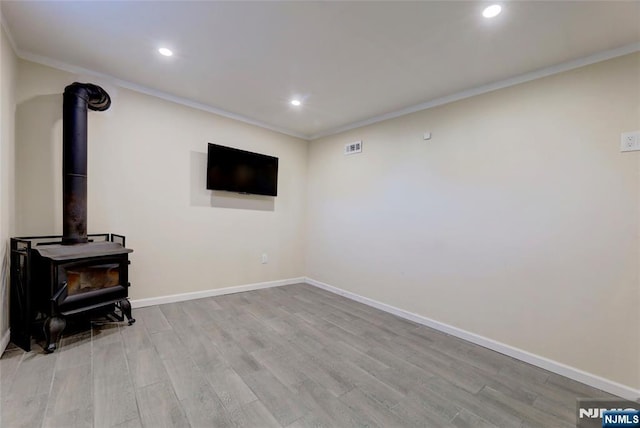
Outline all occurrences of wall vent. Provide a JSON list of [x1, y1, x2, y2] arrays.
[[345, 140, 363, 155]]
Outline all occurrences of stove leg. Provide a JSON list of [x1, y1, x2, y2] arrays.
[[43, 316, 66, 353], [120, 299, 135, 325]]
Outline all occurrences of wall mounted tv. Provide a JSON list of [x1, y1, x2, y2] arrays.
[[207, 143, 279, 196]]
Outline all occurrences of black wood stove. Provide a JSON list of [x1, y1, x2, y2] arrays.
[[10, 83, 134, 353]]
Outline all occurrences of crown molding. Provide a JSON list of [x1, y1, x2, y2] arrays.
[[309, 41, 640, 140], [15, 50, 311, 141], [11, 39, 640, 142], [0, 9, 18, 55]]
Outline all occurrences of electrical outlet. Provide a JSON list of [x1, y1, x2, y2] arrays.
[[261, 253, 268, 264], [620, 131, 640, 152]]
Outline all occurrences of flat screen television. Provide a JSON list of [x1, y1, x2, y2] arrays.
[[207, 143, 279, 196]]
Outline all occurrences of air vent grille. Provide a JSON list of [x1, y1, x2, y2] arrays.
[[345, 141, 363, 155]]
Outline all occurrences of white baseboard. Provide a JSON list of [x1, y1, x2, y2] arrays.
[[130, 277, 305, 309], [304, 277, 640, 402], [127, 275, 639, 401], [0, 328, 10, 356]]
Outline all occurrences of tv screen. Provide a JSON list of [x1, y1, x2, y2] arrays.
[[207, 143, 279, 196]]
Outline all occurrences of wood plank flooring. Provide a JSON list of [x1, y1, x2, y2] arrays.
[[0, 283, 620, 427]]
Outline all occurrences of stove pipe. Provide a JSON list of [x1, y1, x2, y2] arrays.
[[62, 82, 111, 245]]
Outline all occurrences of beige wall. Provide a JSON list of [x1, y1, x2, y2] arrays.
[[9, 48, 640, 391], [15, 60, 308, 301], [1, 25, 18, 344], [306, 53, 640, 389]]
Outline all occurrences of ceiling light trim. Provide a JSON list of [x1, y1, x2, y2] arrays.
[[482, 4, 502, 18], [309, 41, 640, 140], [14, 50, 311, 141]]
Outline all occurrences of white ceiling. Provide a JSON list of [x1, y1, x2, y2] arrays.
[[2, 1, 639, 139]]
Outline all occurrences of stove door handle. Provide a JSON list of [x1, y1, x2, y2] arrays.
[[51, 282, 68, 308]]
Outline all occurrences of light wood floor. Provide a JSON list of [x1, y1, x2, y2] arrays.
[[1, 283, 617, 427]]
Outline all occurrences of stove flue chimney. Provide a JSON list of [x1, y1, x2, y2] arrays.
[[62, 82, 111, 245]]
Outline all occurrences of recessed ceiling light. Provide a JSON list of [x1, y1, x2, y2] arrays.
[[482, 4, 502, 18], [290, 99, 302, 106], [158, 47, 173, 57]]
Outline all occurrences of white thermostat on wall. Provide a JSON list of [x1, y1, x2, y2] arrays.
[[345, 140, 363, 155]]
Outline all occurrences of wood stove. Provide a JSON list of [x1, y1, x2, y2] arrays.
[[10, 234, 134, 353], [10, 83, 134, 353]]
